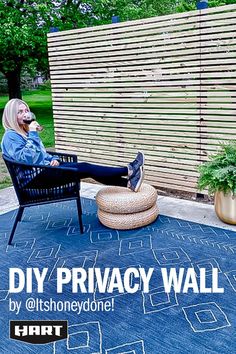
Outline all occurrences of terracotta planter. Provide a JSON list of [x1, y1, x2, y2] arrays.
[[214, 191, 236, 225]]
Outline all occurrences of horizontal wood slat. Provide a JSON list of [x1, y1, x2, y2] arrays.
[[49, 45, 236, 65], [52, 105, 236, 116], [52, 100, 236, 109], [48, 4, 236, 194], [54, 120, 236, 134], [48, 36, 236, 61], [50, 59, 236, 72], [54, 126, 235, 148], [52, 90, 236, 97], [50, 69, 236, 80]]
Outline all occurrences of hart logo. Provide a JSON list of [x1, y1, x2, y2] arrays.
[[10, 320, 68, 344]]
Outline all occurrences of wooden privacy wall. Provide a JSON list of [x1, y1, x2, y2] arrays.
[[48, 4, 236, 194]]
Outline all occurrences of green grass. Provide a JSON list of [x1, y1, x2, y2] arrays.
[[0, 89, 54, 189], [0, 89, 54, 147], [0, 176, 12, 189]]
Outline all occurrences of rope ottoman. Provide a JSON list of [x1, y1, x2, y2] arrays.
[[96, 183, 158, 230]]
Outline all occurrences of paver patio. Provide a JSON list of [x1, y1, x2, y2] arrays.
[[1, 182, 236, 232]]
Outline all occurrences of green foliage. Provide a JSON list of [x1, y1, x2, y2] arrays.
[[88, 0, 180, 24], [176, 0, 236, 13], [175, 0, 196, 12], [0, 0, 52, 74], [198, 141, 236, 195], [0, 175, 12, 190]]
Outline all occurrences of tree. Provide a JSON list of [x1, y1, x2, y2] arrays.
[[0, 0, 86, 99], [0, 1, 54, 99]]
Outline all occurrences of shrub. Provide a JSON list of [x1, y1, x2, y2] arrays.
[[198, 141, 236, 195]]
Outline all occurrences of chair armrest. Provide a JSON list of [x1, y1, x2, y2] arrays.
[[38, 164, 79, 174], [3, 156, 81, 202], [3, 157, 77, 172], [3, 155, 80, 188], [23, 164, 80, 189], [46, 150, 78, 163]]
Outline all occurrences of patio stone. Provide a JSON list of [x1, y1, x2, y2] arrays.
[[0, 182, 236, 232]]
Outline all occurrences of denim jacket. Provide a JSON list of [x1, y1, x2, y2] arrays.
[[1, 129, 59, 165]]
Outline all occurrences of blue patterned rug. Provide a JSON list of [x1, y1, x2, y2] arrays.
[[0, 198, 235, 354]]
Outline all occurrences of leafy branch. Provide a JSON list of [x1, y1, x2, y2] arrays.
[[198, 141, 236, 195]]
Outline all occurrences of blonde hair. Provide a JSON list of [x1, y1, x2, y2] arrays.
[[2, 98, 30, 137]]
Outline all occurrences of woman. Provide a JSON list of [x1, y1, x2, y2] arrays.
[[1, 99, 144, 192]]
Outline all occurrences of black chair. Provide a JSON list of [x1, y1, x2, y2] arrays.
[[2, 151, 83, 245]]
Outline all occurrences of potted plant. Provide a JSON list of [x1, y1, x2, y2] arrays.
[[198, 141, 236, 225]]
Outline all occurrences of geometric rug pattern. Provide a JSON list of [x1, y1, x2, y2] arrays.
[[0, 197, 235, 354]]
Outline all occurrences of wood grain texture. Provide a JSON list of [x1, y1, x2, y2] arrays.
[[48, 4, 236, 194]]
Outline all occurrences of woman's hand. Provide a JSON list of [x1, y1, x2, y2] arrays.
[[50, 160, 60, 167], [29, 121, 41, 131]]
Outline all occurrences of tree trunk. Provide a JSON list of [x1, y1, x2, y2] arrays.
[[5, 67, 22, 100]]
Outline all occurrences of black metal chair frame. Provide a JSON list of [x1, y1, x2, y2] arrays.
[[3, 151, 83, 245]]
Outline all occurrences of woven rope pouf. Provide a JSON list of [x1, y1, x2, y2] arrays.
[[96, 183, 158, 230]]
